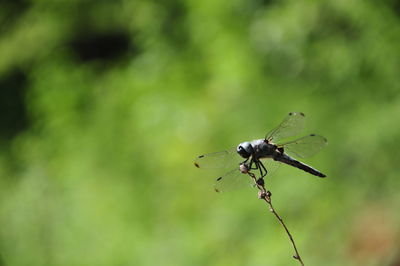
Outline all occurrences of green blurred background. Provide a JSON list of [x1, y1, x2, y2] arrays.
[[1, 0, 400, 265]]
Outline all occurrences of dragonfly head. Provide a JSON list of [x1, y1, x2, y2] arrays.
[[237, 142, 253, 158]]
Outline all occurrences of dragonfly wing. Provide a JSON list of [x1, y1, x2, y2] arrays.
[[265, 112, 305, 143], [195, 148, 252, 193], [279, 134, 327, 159], [194, 148, 241, 169], [213, 168, 253, 193], [260, 158, 281, 177]]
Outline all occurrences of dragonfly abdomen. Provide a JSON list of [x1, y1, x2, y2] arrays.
[[275, 154, 326, 178]]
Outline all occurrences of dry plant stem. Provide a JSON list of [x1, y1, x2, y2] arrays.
[[248, 172, 305, 266]]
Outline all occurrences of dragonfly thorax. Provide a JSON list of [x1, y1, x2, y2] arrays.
[[251, 139, 277, 159]]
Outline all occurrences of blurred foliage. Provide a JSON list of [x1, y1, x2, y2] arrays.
[[1, 0, 400, 265]]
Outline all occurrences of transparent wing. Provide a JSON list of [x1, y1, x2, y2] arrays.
[[265, 112, 306, 144], [215, 159, 282, 193], [213, 168, 253, 193], [279, 134, 327, 159], [260, 158, 281, 177], [194, 148, 241, 169], [195, 148, 253, 193]]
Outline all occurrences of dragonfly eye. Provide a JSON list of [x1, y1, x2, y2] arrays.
[[237, 142, 252, 158]]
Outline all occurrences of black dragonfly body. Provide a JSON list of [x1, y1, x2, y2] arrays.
[[195, 112, 327, 192]]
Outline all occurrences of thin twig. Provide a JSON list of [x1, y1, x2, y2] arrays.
[[247, 171, 305, 266]]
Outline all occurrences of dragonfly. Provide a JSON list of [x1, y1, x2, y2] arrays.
[[194, 112, 327, 192]]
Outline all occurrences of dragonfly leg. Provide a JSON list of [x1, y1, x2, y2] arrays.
[[259, 161, 268, 177], [247, 158, 267, 178], [254, 160, 267, 186], [258, 161, 264, 177], [241, 158, 249, 166], [253, 160, 264, 178], [245, 158, 268, 184], [248, 158, 257, 170]]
